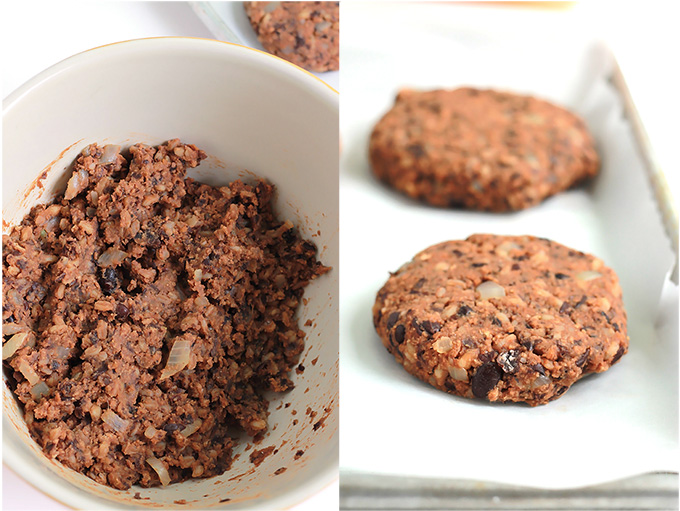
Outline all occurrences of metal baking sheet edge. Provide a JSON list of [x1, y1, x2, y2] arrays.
[[609, 56, 679, 284], [340, 471, 679, 510]]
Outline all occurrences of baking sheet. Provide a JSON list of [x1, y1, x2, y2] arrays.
[[339, 2, 678, 490], [191, 1, 339, 91]]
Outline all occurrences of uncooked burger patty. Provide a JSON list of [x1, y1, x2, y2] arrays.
[[2, 140, 328, 489], [244, 1, 339, 72], [369, 88, 600, 211], [372, 234, 627, 406]]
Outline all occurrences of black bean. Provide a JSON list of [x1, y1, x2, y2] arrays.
[[554, 386, 568, 397], [462, 338, 476, 348], [471, 362, 502, 399], [422, 320, 441, 335], [574, 295, 588, 309], [457, 304, 473, 317], [60, 381, 73, 398], [116, 303, 130, 320], [142, 230, 160, 248], [497, 350, 519, 374], [555, 273, 569, 280], [444, 380, 458, 391], [575, 349, 589, 368], [99, 267, 119, 295], [417, 347, 429, 364], [427, 103, 441, 114], [520, 336, 534, 351], [479, 350, 497, 363], [611, 345, 625, 364], [406, 144, 425, 159], [394, 325, 405, 345], [282, 228, 296, 243], [386, 312, 400, 330], [532, 363, 546, 375]]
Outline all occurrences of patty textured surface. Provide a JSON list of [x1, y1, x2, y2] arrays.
[[372, 234, 627, 406], [369, 88, 600, 211], [244, 1, 339, 72]]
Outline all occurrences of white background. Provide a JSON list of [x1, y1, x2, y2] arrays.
[[2, 0, 678, 507], [1, 1, 337, 510]]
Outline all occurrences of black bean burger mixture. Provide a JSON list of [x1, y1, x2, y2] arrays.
[[2, 140, 329, 489]]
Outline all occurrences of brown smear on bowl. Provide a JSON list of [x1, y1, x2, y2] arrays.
[[2, 139, 330, 490], [249, 445, 275, 467], [3, 139, 84, 233]]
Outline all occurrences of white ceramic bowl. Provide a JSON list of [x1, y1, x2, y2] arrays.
[[2, 37, 338, 510]]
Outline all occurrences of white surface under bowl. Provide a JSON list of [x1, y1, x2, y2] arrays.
[[2, 37, 338, 509]]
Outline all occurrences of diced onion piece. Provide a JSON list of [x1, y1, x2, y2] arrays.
[[159, 340, 191, 380], [30, 381, 50, 400], [249, 419, 267, 432], [41, 254, 59, 264], [100, 144, 121, 164], [144, 426, 158, 439], [180, 418, 203, 438], [3, 323, 25, 336], [97, 248, 127, 267], [90, 404, 102, 420], [264, 1, 280, 13], [146, 456, 171, 486], [448, 366, 468, 382], [531, 374, 552, 389], [576, 270, 602, 282], [101, 409, 130, 432], [3, 332, 30, 360], [194, 296, 209, 308], [18, 360, 41, 385], [496, 241, 521, 257], [54, 346, 71, 359], [497, 241, 521, 252], [432, 337, 453, 354], [64, 169, 89, 201], [82, 345, 102, 359], [476, 280, 506, 300]]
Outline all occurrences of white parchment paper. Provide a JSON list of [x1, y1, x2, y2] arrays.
[[339, 2, 678, 489]]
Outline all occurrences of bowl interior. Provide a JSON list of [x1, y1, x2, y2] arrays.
[[2, 37, 338, 509]]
